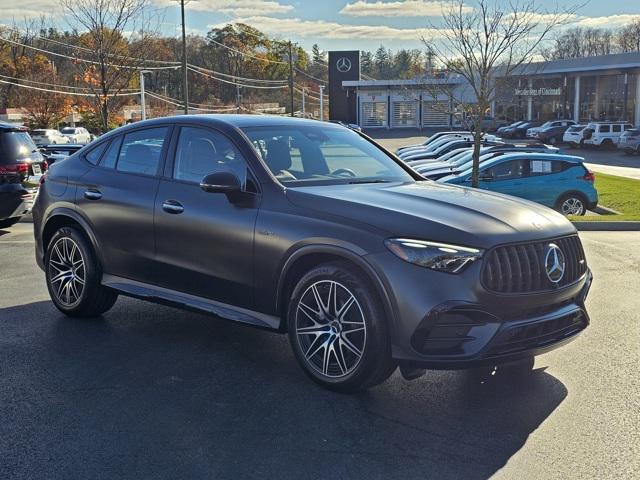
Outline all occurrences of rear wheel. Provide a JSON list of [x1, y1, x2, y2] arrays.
[[556, 193, 587, 216], [45, 226, 118, 317], [0, 217, 21, 229], [287, 262, 396, 392], [601, 139, 614, 150]]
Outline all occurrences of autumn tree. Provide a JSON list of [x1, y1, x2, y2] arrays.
[[60, 0, 161, 131]]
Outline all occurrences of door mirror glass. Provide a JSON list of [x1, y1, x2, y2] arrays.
[[200, 171, 241, 194]]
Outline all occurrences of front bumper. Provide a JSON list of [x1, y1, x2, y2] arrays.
[[365, 250, 592, 370]]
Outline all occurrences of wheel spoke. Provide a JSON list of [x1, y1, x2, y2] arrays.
[[337, 295, 355, 321], [340, 335, 363, 358], [305, 336, 328, 361], [311, 284, 326, 315], [322, 341, 332, 375], [334, 342, 348, 375], [297, 323, 329, 335], [343, 326, 365, 335]]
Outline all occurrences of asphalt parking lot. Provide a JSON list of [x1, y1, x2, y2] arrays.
[[1, 221, 639, 480]]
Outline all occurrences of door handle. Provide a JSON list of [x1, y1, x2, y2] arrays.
[[84, 189, 102, 200], [162, 200, 184, 214]]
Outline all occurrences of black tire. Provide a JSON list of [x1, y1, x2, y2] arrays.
[[45, 226, 118, 317], [555, 192, 587, 216], [0, 217, 21, 229], [287, 261, 396, 393], [601, 139, 614, 150]]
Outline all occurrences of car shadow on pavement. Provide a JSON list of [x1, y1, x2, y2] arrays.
[[1, 298, 567, 480]]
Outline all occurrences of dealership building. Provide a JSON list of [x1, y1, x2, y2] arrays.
[[328, 50, 640, 129]]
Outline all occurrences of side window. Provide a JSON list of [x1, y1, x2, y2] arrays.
[[100, 136, 122, 169], [485, 159, 526, 181], [84, 141, 108, 165], [599, 125, 610, 133], [612, 125, 621, 133], [116, 127, 168, 175], [625, 124, 633, 130], [173, 126, 248, 189]]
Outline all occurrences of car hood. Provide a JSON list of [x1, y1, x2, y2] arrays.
[[286, 181, 575, 249]]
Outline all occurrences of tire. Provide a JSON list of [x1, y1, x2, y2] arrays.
[[45, 226, 118, 317], [0, 217, 21, 229], [556, 193, 587, 216], [601, 139, 614, 150], [287, 261, 396, 393]]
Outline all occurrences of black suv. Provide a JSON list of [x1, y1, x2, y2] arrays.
[[0, 122, 47, 228], [33, 116, 592, 392]]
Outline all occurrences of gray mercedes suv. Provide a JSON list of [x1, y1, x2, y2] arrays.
[[32, 116, 591, 392]]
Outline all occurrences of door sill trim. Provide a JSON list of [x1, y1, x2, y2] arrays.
[[101, 274, 280, 330]]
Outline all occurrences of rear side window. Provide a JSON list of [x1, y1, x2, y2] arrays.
[[116, 127, 168, 176], [485, 159, 526, 180], [84, 142, 108, 165], [530, 159, 570, 175], [100, 137, 122, 169], [612, 125, 621, 133], [599, 125, 610, 133], [0, 131, 37, 161]]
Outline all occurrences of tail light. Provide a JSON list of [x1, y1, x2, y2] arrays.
[[580, 171, 595, 183], [0, 162, 29, 175]]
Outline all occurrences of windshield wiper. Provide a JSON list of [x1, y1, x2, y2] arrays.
[[347, 179, 391, 185]]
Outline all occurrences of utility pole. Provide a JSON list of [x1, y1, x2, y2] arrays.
[[139, 70, 150, 121], [302, 87, 305, 118], [288, 41, 294, 117], [236, 84, 241, 114], [180, 0, 189, 114], [319, 85, 325, 121]]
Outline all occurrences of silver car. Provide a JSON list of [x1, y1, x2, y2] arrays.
[[30, 129, 70, 146], [618, 128, 640, 155]]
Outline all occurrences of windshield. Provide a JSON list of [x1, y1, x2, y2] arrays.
[[0, 131, 39, 160], [241, 125, 414, 186]]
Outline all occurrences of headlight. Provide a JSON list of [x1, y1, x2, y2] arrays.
[[384, 238, 483, 274]]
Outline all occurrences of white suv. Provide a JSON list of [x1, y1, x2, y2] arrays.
[[583, 122, 634, 148], [60, 127, 92, 144]]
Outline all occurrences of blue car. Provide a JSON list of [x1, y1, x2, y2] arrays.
[[439, 153, 598, 216]]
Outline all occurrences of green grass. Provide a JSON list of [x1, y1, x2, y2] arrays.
[[570, 173, 640, 222]]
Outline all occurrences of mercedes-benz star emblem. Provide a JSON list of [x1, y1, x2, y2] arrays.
[[336, 57, 352, 73], [544, 243, 566, 284]]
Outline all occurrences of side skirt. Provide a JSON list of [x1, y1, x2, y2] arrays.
[[101, 274, 281, 331]]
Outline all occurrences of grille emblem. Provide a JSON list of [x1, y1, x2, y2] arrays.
[[544, 243, 566, 284]]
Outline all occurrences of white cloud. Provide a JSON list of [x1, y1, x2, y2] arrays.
[[209, 15, 444, 40], [340, 0, 472, 18], [570, 14, 640, 29], [155, 0, 293, 17], [0, 0, 61, 20]]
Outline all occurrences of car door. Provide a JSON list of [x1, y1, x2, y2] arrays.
[[524, 159, 569, 207], [75, 126, 171, 285], [478, 158, 528, 199], [153, 125, 260, 308]]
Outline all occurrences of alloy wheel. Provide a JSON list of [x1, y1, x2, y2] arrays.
[[48, 237, 86, 307], [561, 197, 584, 216], [295, 280, 367, 378]]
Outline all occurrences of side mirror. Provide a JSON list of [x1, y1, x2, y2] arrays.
[[200, 171, 241, 195]]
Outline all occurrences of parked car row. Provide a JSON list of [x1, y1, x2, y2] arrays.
[[395, 131, 598, 216], [30, 127, 93, 146]]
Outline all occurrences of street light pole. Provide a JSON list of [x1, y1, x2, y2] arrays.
[[288, 41, 294, 117], [180, 0, 189, 114], [302, 87, 305, 118], [319, 85, 325, 121]]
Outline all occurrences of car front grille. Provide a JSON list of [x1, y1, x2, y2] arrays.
[[481, 235, 587, 294]]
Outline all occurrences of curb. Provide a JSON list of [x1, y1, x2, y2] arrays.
[[573, 221, 640, 231], [593, 205, 621, 216]]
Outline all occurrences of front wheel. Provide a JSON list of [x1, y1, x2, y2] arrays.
[[556, 193, 587, 216], [45, 226, 118, 317], [287, 262, 396, 392]]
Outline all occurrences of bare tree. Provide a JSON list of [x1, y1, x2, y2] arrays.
[[424, 0, 577, 187], [618, 19, 640, 53], [60, 0, 161, 131]]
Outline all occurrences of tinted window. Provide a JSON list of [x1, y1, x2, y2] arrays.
[[85, 142, 108, 165], [60, 128, 75, 134], [116, 127, 167, 175], [612, 125, 621, 133], [485, 159, 526, 180], [599, 125, 610, 133], [100, 136, 122, 169], [173, 127, 248, 188], [242, 125, 413, 185], [0, 131, 38, 161]]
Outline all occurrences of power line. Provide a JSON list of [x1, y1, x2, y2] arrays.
[[188, 66, 288, 90], [207, 38, 288, 65], [0, 78, 140, 97], [188, 64, 288, 84], [0, 73, 138, 92]]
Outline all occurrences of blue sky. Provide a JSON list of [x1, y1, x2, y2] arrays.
[[5, 0, 640, 52]]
